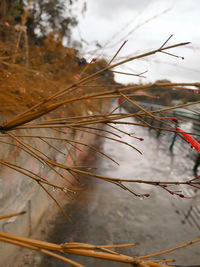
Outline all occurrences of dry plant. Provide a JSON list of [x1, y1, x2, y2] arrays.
[[1, 226, 200, 267], [0, 20, 200, 266]]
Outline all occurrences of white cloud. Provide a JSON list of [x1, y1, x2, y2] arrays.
[[90, 0, 154, 19], [71, 0, 200, 84]]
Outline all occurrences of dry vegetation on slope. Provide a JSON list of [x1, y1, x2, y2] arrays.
[[0, 30, 114, 118]]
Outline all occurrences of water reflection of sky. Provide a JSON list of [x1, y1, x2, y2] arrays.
[[84, 108, 200, 265]]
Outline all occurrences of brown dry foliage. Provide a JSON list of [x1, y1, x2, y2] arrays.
[[0, 31, 112, 120]]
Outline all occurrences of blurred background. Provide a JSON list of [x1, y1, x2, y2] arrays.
[[1, 0, 199, 84], [70, 0, 200, 84]]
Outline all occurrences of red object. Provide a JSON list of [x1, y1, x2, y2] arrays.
[[118, 97, 123, 105], [67, 155, 72, 164], [176, 128, 200, 152], [168, 117, 179, 123], [74, 73, 81, 80], [90, 58, 96, 63], [4, 22, 10, 27]]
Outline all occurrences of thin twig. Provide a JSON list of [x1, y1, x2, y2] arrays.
[[0, 211, 26, 220]]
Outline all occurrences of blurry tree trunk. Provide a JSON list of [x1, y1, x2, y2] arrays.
[[0, 0, 13, 20]]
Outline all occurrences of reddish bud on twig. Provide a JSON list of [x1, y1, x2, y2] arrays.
[[177, 193, 192, 199], [168, 117, 179, 123], [90, 58, 96, 63], [131, 135, 144, 141], [189, 175, 200, 182]]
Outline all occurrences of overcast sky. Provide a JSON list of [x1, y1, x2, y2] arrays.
[[71, 0, 200, 85]]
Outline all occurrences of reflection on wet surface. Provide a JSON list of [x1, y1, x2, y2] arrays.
[[40, 111, 200, 266]]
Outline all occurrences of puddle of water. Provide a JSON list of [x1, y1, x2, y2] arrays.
[[39, 111, 200, 267]]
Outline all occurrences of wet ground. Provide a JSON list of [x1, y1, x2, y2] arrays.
[[37, 111, 200, 266]]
